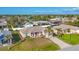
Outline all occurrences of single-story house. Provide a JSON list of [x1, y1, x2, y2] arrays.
[[52, 24, 79, 34], [49, 17, 62, 26], [12, 22, 33, 31], [50, 20, 62, 25], [23, 22, 33, 28], [19, 26, 45, 39], [71, 16, 78, 22], [33, 21, 51, 27], [49, 16, 62, 21], [0, 19, 7, 28], [0, 28, 12, 46], [62, 16, 78, 23]]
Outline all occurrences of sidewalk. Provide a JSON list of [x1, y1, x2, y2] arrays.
[[47, 35, 72, 49]]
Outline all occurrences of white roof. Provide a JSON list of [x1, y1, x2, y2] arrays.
[[23, 23, 33, 26], [3, 28, 9, 31], [33, 21, 49, 24]]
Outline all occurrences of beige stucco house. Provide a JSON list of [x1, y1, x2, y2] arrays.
[[19, 26, 45, 39], [52, 24, 79, 34]]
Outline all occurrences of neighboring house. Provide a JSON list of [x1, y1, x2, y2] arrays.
[[49, 19, 62, 26], [0, 28, 12, 46], [33, 21, 51, 27], [71, 16, 78, 22], [12, 22, 33, 31], [49, 16, 62, 21], [49, 16, 62, 26], [52, 24, 79, 34], [23, 22, 33, 28], [19, 26, 45, 39], [62, 17, 69, 21], [62, 16, 78, 23], [0, 19, 7, 28]]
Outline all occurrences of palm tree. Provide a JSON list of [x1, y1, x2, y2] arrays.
[[66, 28, 71, 40], [44, 26, 52, 37], [51, 29, 54, 36], [47, 26, 52, 35], [5, 35, 12, 44], [5, 35, 12, 49], [56, 28, 63, 37]]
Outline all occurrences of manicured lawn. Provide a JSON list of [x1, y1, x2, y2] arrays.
[[58, 34, 79, 45], [10, 37, 60, 51]]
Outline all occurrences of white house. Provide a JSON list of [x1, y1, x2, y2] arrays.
[[12, 22, 33, 31], [23, 22, 33, 28]]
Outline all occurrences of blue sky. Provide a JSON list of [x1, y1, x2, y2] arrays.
[[0, 7, 79, 15]]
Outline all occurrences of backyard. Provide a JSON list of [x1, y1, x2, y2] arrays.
[[10, 37, 60, 51], [58, 34, 79, 45]]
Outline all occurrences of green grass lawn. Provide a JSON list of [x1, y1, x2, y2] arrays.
[[0, 46, 9, 51], [58, 34, 79, 45], [10, 37, 60, 51]]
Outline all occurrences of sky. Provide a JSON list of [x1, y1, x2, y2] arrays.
[[0, 7, 79, 15]]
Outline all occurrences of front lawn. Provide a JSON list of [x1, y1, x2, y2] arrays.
[[0, 46, 9, 51], [10, 37, 60, 51], [58, 34, 79, 45]]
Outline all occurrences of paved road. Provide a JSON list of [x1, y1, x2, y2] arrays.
[[47, 35, 72, 49]]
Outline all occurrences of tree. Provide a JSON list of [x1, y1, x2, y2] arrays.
[[56, 28, 63, 37], [51, 29, 54, 36], [5, 35, 12, 49], [66, 28, 71, 40], [5, 35, 12, 44], [45, 26, 52, 35]]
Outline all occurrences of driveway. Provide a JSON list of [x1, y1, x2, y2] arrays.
[[47, 35, 72, 49], [60, 45, 79, 51]]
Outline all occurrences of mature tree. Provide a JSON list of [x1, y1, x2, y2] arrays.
[[45, 26, 52, 35], [66, 28, 71, 40], [56, 28, 63, 37]]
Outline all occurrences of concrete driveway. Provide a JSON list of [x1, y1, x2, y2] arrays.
[[47, 35, 72, 49], [60, 45, 79, 51]]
